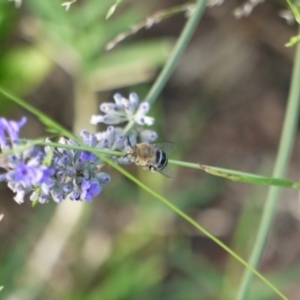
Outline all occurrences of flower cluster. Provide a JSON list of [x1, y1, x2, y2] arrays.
[[91, 93, 154, 125], [0, 117, 54, 204], [0, 93, 157, 204], [91, 93, 157, 144]]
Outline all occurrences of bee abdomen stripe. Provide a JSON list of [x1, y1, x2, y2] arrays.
[[156, 150, 168, 171]]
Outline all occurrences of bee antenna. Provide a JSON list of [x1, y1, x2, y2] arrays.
[[123, 136, 133, 160], [127, 136, 133, 148]]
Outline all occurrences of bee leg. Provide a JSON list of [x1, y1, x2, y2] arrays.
[[149, 166, 157, 173]]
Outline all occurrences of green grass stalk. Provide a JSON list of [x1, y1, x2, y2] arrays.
[[122, 0, 207, 136], [235, 27, 300, 300], [101, 156, 288, 300]]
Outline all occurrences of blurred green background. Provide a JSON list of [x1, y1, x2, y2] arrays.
[[1, 0, 300, 299]]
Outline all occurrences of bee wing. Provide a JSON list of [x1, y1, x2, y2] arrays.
[[158, 164, 175, 178], [152, 142, 176, 154]]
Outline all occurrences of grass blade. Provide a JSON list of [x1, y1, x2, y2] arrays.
[[235, 27, 300, 300]]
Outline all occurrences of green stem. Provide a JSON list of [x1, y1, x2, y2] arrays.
[[236, 27, 300, 299], [145, 0, 207, 105], [101, 157, 288, 300], [122, 0, 207, 136]]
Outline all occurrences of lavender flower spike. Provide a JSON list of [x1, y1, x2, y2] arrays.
[[1, 117, 111, 204], [90, 93, 155, 127], [90, 93, 158, 153], [0, 117, 54, 204]]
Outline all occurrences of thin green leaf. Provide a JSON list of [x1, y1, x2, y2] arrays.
[[61, 0, 77, 11], [106, 4, 117, 20], [169, 160, 300, 191], [106, 0, 122, 20], [42, 148, 54, 166], [31, 188, 41, 207], [285, 34, 300, 47], [286, 0, 300, 23], [199, 164, 300, 190]]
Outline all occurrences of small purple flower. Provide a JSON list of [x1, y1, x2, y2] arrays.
[[4, 154, 55, 204], [134, 102, 154, 126], [91, 93, 155, 127], [80, 151, 97, 163], [139, 130, 158, 143], [0, 117, 56, 204], [80, 179, 101, 202], [0, 117, 27, 150], [80, 130, 97, 147], [9, 162, 43, 186]]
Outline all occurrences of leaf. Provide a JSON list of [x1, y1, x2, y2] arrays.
[[106, 0, 123, 20], [31, 188, 41, 207], [285, 35, 300, 47], [43, 149, 54, 167], [199, 164, 300, 190], [286, 0, 300, 24], [106, 3, 117, 19]]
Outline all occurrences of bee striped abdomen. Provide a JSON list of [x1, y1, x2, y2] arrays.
[[156, 149, 168, 171]]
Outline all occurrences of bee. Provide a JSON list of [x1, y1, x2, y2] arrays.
[[125, 140, 176, 178]]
